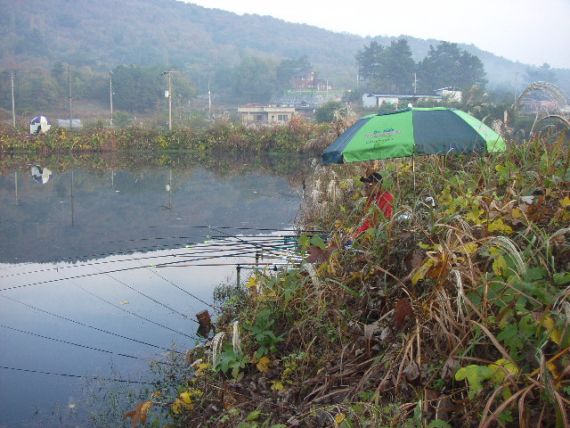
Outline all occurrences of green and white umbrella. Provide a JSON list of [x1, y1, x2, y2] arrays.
[[322, 107, 505, 164]]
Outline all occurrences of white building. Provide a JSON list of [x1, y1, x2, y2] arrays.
[[237, 105, 296, 126]]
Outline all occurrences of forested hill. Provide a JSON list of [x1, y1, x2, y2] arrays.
[[0, 0, 568, 92]]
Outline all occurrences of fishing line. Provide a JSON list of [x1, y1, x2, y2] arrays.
[[50, 234, 293, 263], [145, 267, 219, 312], [0, 323, 154, 362], [0, 241, 269, 280], [75, 284, 197, 342], [98, 269, 196, 323], [29, 236, 247, 266], [0, 365, 154, 385], [0, 246, 258, 293], [0, 294, 181, 354], [0, 245, 292, 293], [208, 226, 293, 258]]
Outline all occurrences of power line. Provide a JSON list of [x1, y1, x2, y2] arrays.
[[0, 365, 154, 385], [0, 294, 182, 355]]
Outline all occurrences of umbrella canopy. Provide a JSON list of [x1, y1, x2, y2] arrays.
[[30, 115, 52, 135], [322, 107, 505, 164]]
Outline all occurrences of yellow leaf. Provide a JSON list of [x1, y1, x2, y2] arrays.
[[561, 196, 570, 208], [492, 255, 508, 277], [195, 362, 210, 376], [246, 275, 257, 289], [334, 413, 346, 426], [171, 399, 182, 415], [271, 381, 284, 391], [459, 242, 479, 255], [511, 207, 523, 219], [487, 218, 513, 235], [489, 358, 519, 383], [465, 208, 485, 224], [256, 356, 271, 373], [411, 258, 436, 285], [171, 396, 193, 415], [180, 391, 192, 405], [541, 315, 563, 345], [547, 361, 560, 377]]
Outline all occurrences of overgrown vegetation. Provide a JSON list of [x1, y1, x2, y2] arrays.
[[0, 117, 334, 155], [120, 130, 569, 427]]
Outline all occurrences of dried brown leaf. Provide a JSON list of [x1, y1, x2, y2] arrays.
[[394, 298, 413, 330]]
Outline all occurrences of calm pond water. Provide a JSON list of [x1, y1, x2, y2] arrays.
[[0, 152, 307, 427]]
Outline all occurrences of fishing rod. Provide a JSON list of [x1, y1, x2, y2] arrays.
[[0, 247, 264, 293], [0, 241, 281, 280], [157, 261, 300, 269], [75, 284, 198, 341], [190, 225, 325, 233], [0, 365, 154, 385], [208, 226, 296, 259], [28, 236, 254, 266], [0, 294, 183, 355]]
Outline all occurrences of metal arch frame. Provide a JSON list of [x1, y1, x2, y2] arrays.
[[531, 114, 570, 136], [514, 81, 568, 113]]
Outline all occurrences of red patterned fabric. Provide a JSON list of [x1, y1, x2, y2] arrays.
[[354, 191, 393, 238]]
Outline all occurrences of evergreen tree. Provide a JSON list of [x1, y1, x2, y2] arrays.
[[356, 39, 415, 93], [356, 41, 386, 91], [418, 42, 486, 92], [383, 39, 415, 93]]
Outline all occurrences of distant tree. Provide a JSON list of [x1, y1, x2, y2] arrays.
[[418, 42, 486, 92], [276, 55, 312, 90], [231, 57, 276, 103], [9, 69, 59, 112], [315, 100, 342, 123], [382, 39, 415, 93], [356, 41, 386, 91], [525, 63, 556, 83], [356, 39, 416, 93], [112, 65, 161, 113], [111, 65, 195, 113], [170, 72, 197, 110]]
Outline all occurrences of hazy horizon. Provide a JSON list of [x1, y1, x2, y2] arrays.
[[184, 0, 570, 69]]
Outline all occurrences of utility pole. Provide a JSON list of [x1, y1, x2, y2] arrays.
[[109, 72, 114, 127], [208, 78, 212, 120], [10, 71, 16, 128], [68, 65, 73, 130], [162, 71, 173, 131], [413, 72, 417, 95]]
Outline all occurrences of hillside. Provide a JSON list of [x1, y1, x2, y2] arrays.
[[0, 0, 568, 94]]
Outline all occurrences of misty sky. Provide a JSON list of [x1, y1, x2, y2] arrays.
[[183, 0, 570, 69]]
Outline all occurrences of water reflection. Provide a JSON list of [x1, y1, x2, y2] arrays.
[[0, 153, 308, 264], [0, 152, 307, 427]]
